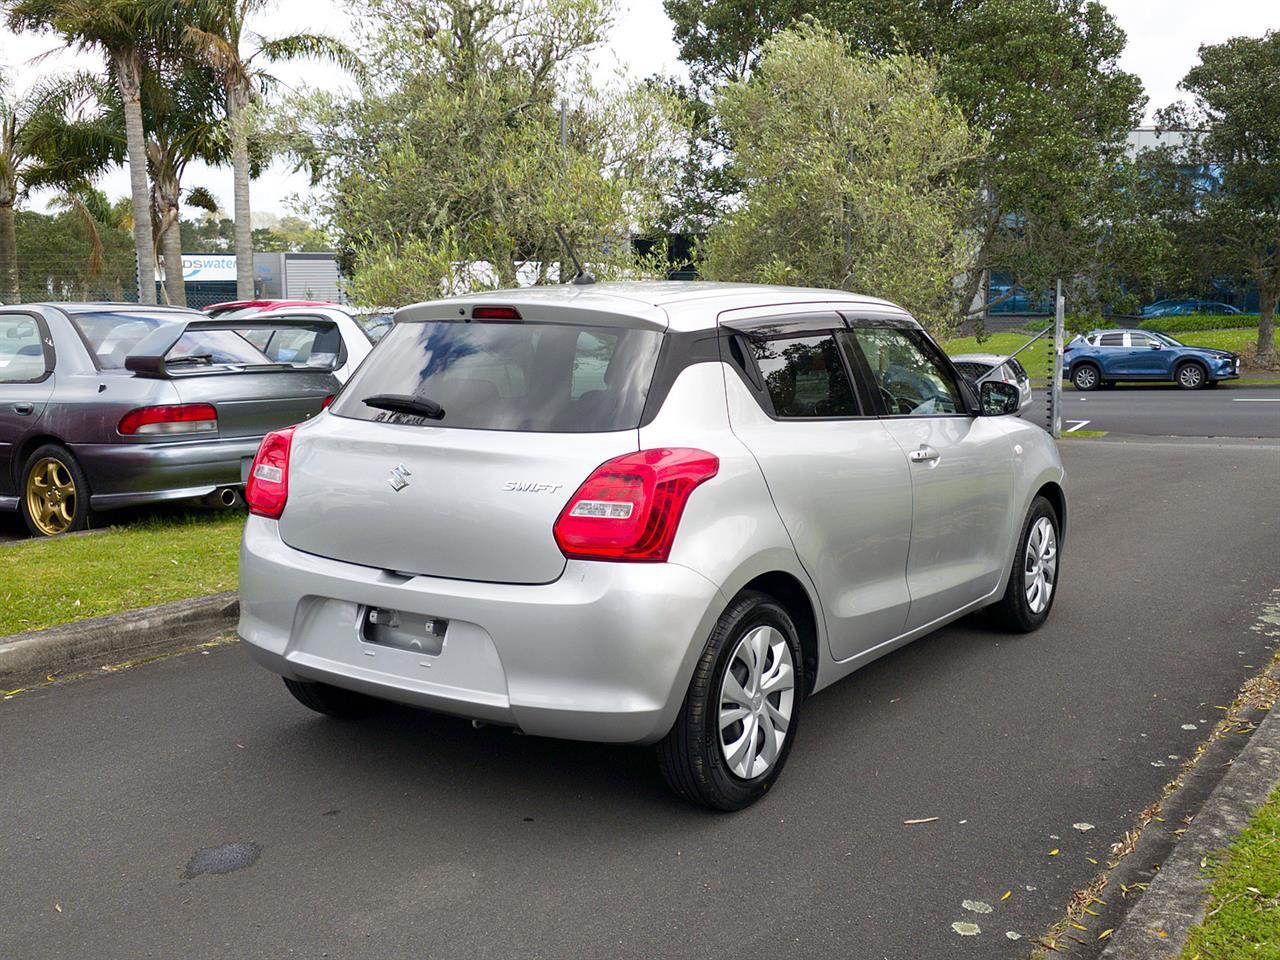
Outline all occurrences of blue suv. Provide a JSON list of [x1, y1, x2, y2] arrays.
[[1063, 329, 1240, 391]]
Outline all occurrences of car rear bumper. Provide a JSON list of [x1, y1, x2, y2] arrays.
[[238, 516, 727, 744], [72, 436, 264, 509]]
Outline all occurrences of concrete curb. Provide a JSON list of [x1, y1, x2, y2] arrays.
[[0, 592, 239, 689], [1099, 702, 1280, 958]]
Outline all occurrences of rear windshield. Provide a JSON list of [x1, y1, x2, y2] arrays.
[[330, 320, 662, 432], [69, 310, 271, 369]]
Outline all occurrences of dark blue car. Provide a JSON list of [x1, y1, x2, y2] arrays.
[[1140, 299, 1244, 318], [1063, 329, 1240, 391]]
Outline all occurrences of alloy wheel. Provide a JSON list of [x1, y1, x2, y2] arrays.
[[25, 457, 78, 536], [1073, 366, 1097, 390], [1024, 516, 1057, 614], [718, 625, 796, 779], [1179, 364, 1203, 388]]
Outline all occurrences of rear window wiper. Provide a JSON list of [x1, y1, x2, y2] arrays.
[[166, 353, 214, 366], [362, 393, 446, 420]]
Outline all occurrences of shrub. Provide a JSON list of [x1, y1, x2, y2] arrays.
[[1138, 314, 1258, 333]]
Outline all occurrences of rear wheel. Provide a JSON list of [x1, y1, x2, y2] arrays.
[[657, 591, 804, 811], [20, 444, 91, 537], [1176, 362, 1207, 390], [283, 677, 382, 719], [988, 496, 1060, 633], [1071, 364, 1100, 391]]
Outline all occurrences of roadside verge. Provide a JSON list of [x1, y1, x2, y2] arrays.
[[0, 592, 239, 691]]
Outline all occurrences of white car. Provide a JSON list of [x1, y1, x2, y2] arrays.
[[951, 352, 1034, 414], [235, 306, 375, 383]]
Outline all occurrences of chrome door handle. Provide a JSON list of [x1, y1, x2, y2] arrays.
[[909, 445, 940, 463], [12, 403, 34, 416]]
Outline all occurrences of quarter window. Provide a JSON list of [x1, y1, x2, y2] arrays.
[[1099, 333, 1126, 347], [749, 333, 858, 418], [0, 314, 50, 383], [849, 327, 963, 417]]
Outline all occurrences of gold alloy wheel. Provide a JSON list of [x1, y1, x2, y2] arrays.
[[25, 456, 78, 536]]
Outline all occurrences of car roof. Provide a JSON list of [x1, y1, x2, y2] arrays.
[[42, 301, 199, 315], [397, 281, 909, 333]]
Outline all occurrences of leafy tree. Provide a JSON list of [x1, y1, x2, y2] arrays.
[[12, 205, 136, 300], [182, 0, 358, 299], [1151, 32, 1279, 364], [277, 0, 688, 305], [698, 23, 984, 335], [7, 0, 185, 303], [663, 0, 1146, 317], [251, 215, 330, 252]]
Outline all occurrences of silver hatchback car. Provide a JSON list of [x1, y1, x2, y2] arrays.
[[239, 282, 1066, 809]]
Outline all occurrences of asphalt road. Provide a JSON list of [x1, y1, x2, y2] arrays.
[[1027, 383, 1280, 438], [3, 438, 1279, 959]]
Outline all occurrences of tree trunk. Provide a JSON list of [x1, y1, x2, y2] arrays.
[[113, 50, 157, 304], [153, 171, 186, 307], [228, 84, 255, 300], [1256, 285, 1277, 366], [0, 198, 18, 303]]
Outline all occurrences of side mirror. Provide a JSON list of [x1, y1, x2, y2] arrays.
[[979, 380, 1020, 416], [1150, 342, 1162, 349]]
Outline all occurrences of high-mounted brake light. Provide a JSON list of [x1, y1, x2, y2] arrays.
[[471, 306, 522, 320], [245, 427, 296, 519], [554, 448, 718, 562], [118, 403, 217, 436]]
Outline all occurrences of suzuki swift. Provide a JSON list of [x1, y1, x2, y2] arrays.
[[238, 282, 1067, 810]]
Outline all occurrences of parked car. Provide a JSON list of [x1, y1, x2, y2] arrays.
[[950, 352, 1033, 414], [1063, 328, 1240, 390], [238, 282, 1067, 810], [203, 299, 336, 319], [0, 303, 339, 536], [1140, 299, 1244, 318], [232, 306, 375, 383]]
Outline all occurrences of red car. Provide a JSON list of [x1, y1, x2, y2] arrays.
[[203, 299, 336, 320]]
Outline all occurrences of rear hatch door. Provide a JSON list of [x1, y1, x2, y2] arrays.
[[277, 308, 665, 584]]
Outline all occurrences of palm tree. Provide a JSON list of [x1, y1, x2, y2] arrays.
[[0, 73, 111, 301], [7, 0, 182, 303], [182, 0, 357, 299]]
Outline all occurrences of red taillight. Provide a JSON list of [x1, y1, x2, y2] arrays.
[[245, 427, 295, 519], [554, 448, 718, 562], [322, 395, 335, 408], [472, 306, 522, 320], [118, 403, 217, 436]]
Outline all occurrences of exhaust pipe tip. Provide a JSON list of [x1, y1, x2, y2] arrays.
[[220, 487, 239, 507]]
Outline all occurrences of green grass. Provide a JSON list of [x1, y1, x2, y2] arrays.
[[0, 512, 244, 636], [1181, 784, 1280, 959], [1060, 430, 1109, 438], [1179, 328, 1279, 357]]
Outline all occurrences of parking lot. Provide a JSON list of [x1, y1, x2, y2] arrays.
[[3, 437, 1278, 959]]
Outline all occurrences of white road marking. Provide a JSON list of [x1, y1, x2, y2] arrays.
[[1230, 398, 1280, 402], [1066, 420, 1092, 432]]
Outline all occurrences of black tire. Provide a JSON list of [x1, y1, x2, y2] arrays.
[[657, 591, 805, 811], [20, 444, 92, 537], [987, 496, 1061, 634], [283, 677, 382, 719], [1071, 363, 1101, 392], [1176, 361, 1207, 390]]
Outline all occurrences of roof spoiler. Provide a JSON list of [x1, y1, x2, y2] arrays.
[[124, 315, 339, 379]]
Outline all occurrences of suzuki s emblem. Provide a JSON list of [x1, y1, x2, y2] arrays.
[[387, 463, 412, 492]]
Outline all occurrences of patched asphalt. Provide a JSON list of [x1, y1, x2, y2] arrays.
[[2, 438, 1278, 959]]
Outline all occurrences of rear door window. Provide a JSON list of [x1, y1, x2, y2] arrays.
[[1099, 333, 1126, 347], [237, 321, 345, 370], [747, 332, 858, 418], [330, 320, 662, 432], [0, 313, 51, 382]]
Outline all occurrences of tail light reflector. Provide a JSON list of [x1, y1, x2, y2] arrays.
[[245, 427, 296, 519], [118, 403, 217, 436], [554, 448, 718, 562]]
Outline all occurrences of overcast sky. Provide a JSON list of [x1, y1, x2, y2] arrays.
[[2, 0, 1277, 222]]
